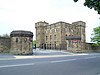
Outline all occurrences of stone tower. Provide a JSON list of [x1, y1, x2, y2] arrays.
[[72, 21, 86, 50], [35, 21, 49, 48], [10, 30, 33, 55]]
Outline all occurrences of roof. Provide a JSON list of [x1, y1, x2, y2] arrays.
[[10, 30, 33, 37]]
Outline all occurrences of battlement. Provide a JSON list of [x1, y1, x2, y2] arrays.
[[35, 21, 49, 28], [72, 21, 86, 27]]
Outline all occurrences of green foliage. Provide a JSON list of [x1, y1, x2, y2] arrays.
[[92, 43, 99, 46], [33, 40, 36, 46], [73, 0, 78, 2], [0, 34, 10, 38], [73, 0, 100, 14], [91, 26, 100, 46], [2, 34, 10, 38]]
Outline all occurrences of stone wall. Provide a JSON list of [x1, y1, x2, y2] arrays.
[[85, 43, 93, 50], [93, 46, 100, 52], [85, 43, 100, 52], [0, 37, 10, 53]]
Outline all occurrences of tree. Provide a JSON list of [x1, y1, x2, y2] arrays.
[[33, 40, 36, 44], [33, 40, 36, 46], [73, 0, 100, 14], [91, 26, 100, 46], [0, 34, 10, 38], [2, 34, 10, 38]]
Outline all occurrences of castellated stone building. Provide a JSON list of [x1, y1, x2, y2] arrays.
[[35, 21, 86, 52]]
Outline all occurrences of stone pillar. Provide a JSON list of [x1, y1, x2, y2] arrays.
[[10, 30, 33, 55]]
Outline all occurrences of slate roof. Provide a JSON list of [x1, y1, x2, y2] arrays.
[[10, 30, 33, 37]]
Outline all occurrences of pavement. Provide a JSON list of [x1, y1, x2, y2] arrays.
[[0, 51, 100, 75], [0, 49, 100, 60], [0, 49, 100, 75]]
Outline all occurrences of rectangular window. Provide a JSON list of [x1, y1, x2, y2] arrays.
[[50, 35, 52, 41], [54, 35, 56, 40], [54, 41, 56, 49], [16, 38, 18, 43], [50, 42, 51, 49], [46, 36, 48, 41]]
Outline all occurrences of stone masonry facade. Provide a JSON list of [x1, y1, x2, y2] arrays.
[[35, 21, 86, 52], [10, 30, 33, 55], [0, 37, 10, 53]]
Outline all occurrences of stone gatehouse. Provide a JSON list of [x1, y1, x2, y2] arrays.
[[10, 30, 33, 55], [0, 30, 33, 55], [35, 21, 86, 52]]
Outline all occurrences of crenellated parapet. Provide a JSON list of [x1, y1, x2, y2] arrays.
[[72, 21, 86, 27], [35, 21, 49, 28]]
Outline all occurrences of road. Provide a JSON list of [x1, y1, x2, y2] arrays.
[[0, 53, 100, 75]]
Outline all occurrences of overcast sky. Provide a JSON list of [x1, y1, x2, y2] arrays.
[[0, 0, 99, 42]]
